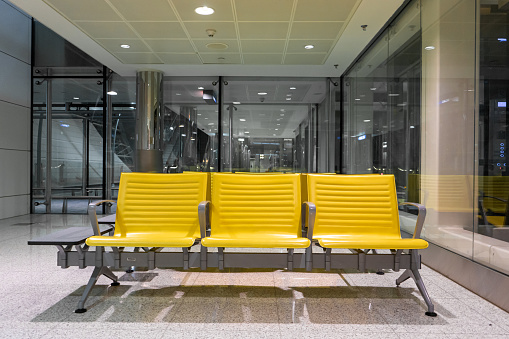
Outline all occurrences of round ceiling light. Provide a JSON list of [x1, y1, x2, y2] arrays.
[[120, 44, 130, 49], [195, 6, 214, 15], [206, 43, 229, 50], [304, 45, 314, 49], [425, 46, 435, 50]]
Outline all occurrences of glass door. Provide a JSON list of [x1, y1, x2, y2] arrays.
[[32, 78, 104, 213]]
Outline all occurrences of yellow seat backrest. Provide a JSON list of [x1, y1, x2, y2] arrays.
[[114, 172, 208, 238], [211, 173, 301, 237], [307, 174, 400, 238]]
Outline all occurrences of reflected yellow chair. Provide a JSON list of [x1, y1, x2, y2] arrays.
[[201, 173, 310, 252]]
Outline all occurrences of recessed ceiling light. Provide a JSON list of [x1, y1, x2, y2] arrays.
[[120, 44, 130, 49], [424, 46, 435, 50], [280, 109, 285, 112], [364, 119, 371, 122], [233, 101, 241, 104], [191, 138, 195, 141], [388, 93, 400, 97], [198, 86, 204, 90], [498, 38, 507, 42], [239, 118, 246, 122], [286, 94, 292, 96], [238, 138, 245, 142], [304, 45, 314, 49], [370, 88, 376, 91], [290, 87, 296, 90], [73, 97, 79, 100], [410, 125, 415, 129], [277, 124, 280, 126], [258, 92, 267, 95], [280, 114, 284, 116], [179, 125, 185, 128], [245, 131, 250, 134], [176, 93, 181, 96], [195, 6, 214, 15], [205, 118, 209, 120], [197, 113, 202, 116], [275, 129, 279, 131], [182, 134, 186, 137], [208, 123, 214, 125], [107, 91, 117, 96], [355, 98, 360, 101], [286, 98, 291, 101]]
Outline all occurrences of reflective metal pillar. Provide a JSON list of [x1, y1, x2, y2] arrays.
[[136, 71, 164, 172]]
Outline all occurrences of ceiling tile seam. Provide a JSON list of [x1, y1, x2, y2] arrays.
[[104, 0, 164, 64], [282, 0, 299, 65], [323, 0, 364, 65], [230, 0, 244, 65], [167, 0, 203, 64]]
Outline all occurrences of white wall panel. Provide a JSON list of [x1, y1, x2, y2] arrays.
[[0, 194, 29, 219], [0, 0, 31, 63], [0, 149, 29, 197], [0, 101, 30, 151], [0, 51, 30, 107]]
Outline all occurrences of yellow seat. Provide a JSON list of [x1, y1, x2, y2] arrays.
[[307, 174, 428, 249], [201, 173, 310, 248], [86, 172, 208, 248]]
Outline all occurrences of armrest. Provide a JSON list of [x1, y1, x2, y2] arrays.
[[88, 200, 116, 236], [399, 202, 426, 239], [302, 202, 316, 241], [198, 201, 210, 239]]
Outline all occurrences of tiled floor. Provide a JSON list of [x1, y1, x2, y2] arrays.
[[1, 214, 509, 338]]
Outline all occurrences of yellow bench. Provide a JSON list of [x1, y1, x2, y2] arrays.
[[33, 171, 435, 316], [305, 173, 435, 316]]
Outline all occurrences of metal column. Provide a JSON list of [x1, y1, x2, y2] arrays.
[[45, 79, 52, 214], [135, 71, 164, 172]]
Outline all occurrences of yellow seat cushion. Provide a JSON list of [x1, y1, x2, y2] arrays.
[[86, 230, 197, 248], [202, 233, 310, 248], [317, 235, 428, 249]]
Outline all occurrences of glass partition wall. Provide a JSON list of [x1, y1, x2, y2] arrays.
[[342, 0, 509, 278]]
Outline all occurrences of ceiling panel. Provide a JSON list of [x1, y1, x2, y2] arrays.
[[184, 22, 237, 39], [130, 22, 187, 39], [235, 0, 293, 21], [286, 40, 334, 53], [25, 0, 404, 69], [96, 38, 151, 53], [243, 54, 283, 64], [44, 0, 122, 21], [290, 22, 344, 39], [157, 53, 202, 64], [201, 53, 242, 64], [75, 22, 138, 39], [193, 39, 240, 53], [109, 0, 178, 21], [284, 53, 327, 65], [238, 22, 289, 39], [241, 40, 286, 53], [145, 39, 195, 53], [293, 0, 359, 21], [113, 52, 163, 64], [172, 0, 234, 21]]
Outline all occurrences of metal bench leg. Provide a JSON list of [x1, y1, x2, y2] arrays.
[[396, 250, 437, 317], [75, 266, 119, 313]]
